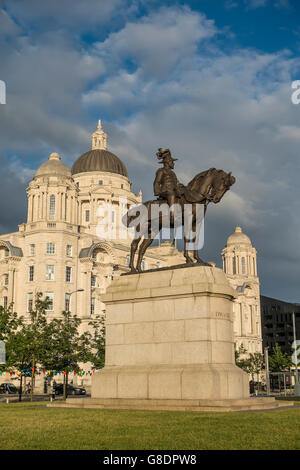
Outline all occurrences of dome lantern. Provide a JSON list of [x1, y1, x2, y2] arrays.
[[92, 120, 107, 150], [71, 121, 128, 177]]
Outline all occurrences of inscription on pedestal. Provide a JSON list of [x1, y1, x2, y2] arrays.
[[215, 312, 230, 320]]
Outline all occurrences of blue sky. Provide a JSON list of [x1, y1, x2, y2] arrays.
[[0, 0, 300, 301]]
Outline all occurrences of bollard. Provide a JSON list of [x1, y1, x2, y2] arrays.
[[6, 398, 9, 404]]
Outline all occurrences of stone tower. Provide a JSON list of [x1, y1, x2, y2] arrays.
[[222, 226, 262, 355]]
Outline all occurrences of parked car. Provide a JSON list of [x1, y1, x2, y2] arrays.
[[0, 383, 18, 394], [54, 383, 86, 396]]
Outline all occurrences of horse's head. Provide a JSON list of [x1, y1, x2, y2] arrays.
[[210, 170, 235, 203]]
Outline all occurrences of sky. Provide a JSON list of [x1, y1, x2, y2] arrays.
[[0, 0, 300, 302]]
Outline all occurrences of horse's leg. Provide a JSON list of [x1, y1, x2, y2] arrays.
[[192, 215, 205, 264], [136, 235, 154, 273], [129, 236, 141, 273], [183, 204, 195, 265], [183, 235, 195, 264]]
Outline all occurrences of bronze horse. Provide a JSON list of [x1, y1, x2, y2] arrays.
[[123, 168, 235, 273]]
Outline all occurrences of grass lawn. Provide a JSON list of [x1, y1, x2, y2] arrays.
[[0, 402, 299, 450]]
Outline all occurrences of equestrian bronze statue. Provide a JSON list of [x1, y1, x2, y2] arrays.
[[123, 148, 235, 273]]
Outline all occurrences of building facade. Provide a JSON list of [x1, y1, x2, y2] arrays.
[[0, 122, 263, 387], [260, 295, 300, 355], [0, 122, 184, 337], [222, 226, 263, 355]]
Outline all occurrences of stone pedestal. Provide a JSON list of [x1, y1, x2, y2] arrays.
[[92, 266, 249, 402], [48, 265, 294, 411]]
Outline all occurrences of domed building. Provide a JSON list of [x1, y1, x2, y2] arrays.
[[222, 226, 262, 355], [0, 122, 180, 341]]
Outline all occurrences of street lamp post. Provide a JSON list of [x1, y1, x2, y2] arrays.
[[264, 347, 270, 396], [292, 312, 300, 396], [67, 288, 84, 312]]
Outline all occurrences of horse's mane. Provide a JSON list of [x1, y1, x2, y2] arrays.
[[187, 168, 228, 190]]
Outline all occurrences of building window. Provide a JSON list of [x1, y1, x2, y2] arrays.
[[66, 266, 71, 282], [90, 297, 95, 315], [91, 275, 96, 287], [65, 293, 71, 312], [121, 184, 124, 189], [3, 296, 7, 309], [126, 255, 130, 266], [141, 259, 147, 271], [49, 195, 55, 220], [253, 258, 256, 275], [98, 180, 103, 185], [29, 244, 35, 256], [85, 210, 90, 222], [233, 257, 236, 275], [46, 265, 55, 281], [45, 292, 54, 311], [29, 266, 34, 282], [27, 293, 33, 312], [4, 274, 8, 286], [46, 243, 55, 255], [241, 257, 246, 274], [66, 245, 72, 257], [4, 250, 9, 258]]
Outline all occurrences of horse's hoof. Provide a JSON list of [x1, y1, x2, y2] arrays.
[[130, 267, 138, 274]]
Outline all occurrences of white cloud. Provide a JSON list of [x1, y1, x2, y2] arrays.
[[277, 125, 300, 141], [0, 2, 300, 299], [224, 1, 239, 9], [2, 0, 128, 33], [94, 6, 217, 78], [246, 0, 268, 8]]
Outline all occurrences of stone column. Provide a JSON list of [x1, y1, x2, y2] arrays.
[[27, 195, 32, 222], [8, 267, 15, 304], [57, 192, 62, 221]]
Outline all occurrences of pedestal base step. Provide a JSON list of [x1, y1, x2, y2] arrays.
[[47, 397, 295, 412]]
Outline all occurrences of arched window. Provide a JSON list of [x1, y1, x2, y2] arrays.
[[241, 257, 246, 274], [253, 258, 256, 275], [49, 195, 55, 220], [233, 257, 236, 275]]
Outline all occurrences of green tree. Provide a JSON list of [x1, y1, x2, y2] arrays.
[[88, 313, 106, 370], [269, 343, 292, 372], [235, 343, 251, 373], [3, 294, 50, 401], [0, 303, 23, 343], [247, 352, 265, 392], [41, 310, 92, 400]]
